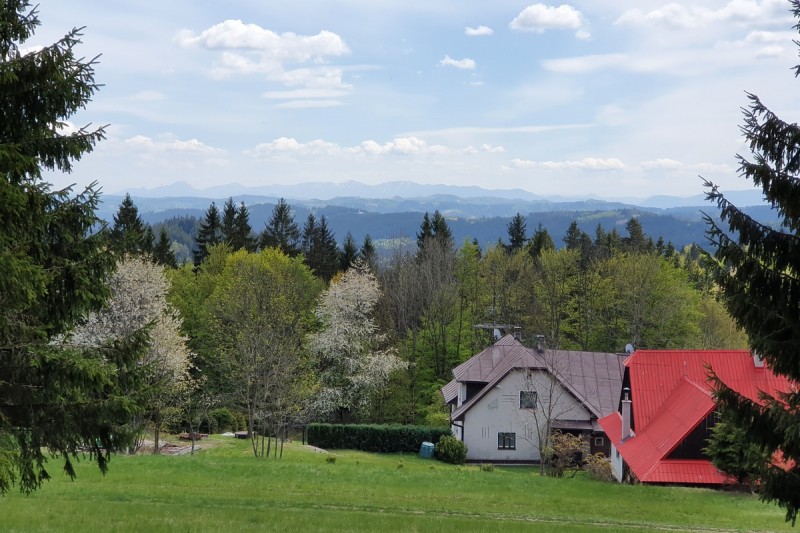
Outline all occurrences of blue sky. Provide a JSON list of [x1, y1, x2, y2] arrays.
[[32, 0, 800, 199]]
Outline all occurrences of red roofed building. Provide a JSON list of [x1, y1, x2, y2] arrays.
[[599, 349, 795, 485]]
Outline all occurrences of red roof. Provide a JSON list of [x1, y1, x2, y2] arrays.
[[599, 350, 795, 485]]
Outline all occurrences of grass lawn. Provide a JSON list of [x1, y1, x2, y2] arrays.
[[0, 436, 791, 532]]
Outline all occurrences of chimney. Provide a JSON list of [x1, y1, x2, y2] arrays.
[[753, 352, 764, 369], [621, 387, 632, 442], [535, 335, 545, 353]]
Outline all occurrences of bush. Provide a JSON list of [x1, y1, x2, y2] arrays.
[[584, 453, 615, 482], [307, 423, 451, 453], [435, 435, 467, 465], [544, 431, 589, 477], [209, 408, 237, 432], [480, 463, 495, 472]]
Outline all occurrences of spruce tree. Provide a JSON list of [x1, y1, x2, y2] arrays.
[[110, 194, 152, 256], [0, 1, 148, 494], [220, 197, 237, 245], [704, 2, 800, 524], [153, 227, 178, 268], [360, 234, 377, 271], [193, 201, 221, 267], [528, 223, 555, 258], [260, 198, 299, 256], [339, 231, 359, 271], [506, 212, 527, 253], [232, 201, 255, 252]]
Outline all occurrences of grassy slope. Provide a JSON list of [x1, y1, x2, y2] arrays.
[[0, 437, 790, 532]]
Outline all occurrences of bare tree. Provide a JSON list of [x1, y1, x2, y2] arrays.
[[515, 341, 589, 474]]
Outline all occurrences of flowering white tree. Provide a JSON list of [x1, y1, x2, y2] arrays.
[[65, 256, 192, 452], [308, 260, 406, 420]]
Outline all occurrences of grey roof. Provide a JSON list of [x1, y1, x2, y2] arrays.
[[443, 335, 626, 421]]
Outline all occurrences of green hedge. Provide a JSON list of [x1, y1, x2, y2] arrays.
[[307, 424, 452, 453]]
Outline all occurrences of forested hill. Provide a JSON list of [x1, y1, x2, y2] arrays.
[[97, 193, 777, 262]]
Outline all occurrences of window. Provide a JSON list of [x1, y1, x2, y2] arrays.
[[498, 432, 516, 450], [594, 437, 604, 447], [519, 390, 537, 409]]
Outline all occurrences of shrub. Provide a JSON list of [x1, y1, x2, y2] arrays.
[[544, 431, 589, 477], [584, 453, 615, 482], [480, 463, 495, 472], [307, 423, 451, 453], [209, 408, 237, 432], [325, 455, 336, 464], [435, 435, 467, 465]]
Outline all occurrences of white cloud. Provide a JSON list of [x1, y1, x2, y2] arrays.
[[543, 53, 629, 74], [616, 0, 785, 30], [465, 25, 494, 36], [262, 88, 349, 99], [124, 135, 224, 155], [511, 157, 625, 170], [175, 20, 349, 60], [510, 4, 584, 33], [755, 45, 784, 58], [250, 137, 341, 156], [129, 90, 166, 102], [273, 99, 344, 109], [439, 55, 476, 69], [480, 144, 506, 153], [641, 158, 684, 170]]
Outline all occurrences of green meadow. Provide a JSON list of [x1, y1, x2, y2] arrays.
[[0, 436, 790, 532]]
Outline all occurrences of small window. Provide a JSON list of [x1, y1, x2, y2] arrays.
[[519, 390, 537, 409], [594, 437, 604, 447], [498, 432, 516, 450]]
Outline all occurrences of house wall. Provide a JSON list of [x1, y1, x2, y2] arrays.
[[462, 369, 591, 462], [609, 442, 624, 482]]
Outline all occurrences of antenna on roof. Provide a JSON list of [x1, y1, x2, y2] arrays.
[[625, 343, 634, 355], [493, 328, 501, 341]]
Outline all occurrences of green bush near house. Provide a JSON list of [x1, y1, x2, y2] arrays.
[[307, 423, 451, 452], [435, 435, 467, 465]]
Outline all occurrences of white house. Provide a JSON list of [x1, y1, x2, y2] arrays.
[[441, 335, 625, 463]]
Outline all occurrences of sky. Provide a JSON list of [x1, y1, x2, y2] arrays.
[[29, 0, 800, 199]]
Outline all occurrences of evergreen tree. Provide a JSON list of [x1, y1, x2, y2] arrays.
[[0, 1, 148, 494], [153, 227, 178, 268], [528, 223, 555, 258], [416, 212, 434, 248], [220, 197, 237, 244], [301, 213, 318, 257], [311, 215, 340, 283], [704, 4, 800, 523], [231, 201, 255, 252], [110, 194, 152, 255], [360, 234, 377, 271], [260, 198, 299, 256], [506, 212, 527, 253], [340, 231, 359, 271], [193, 201, 221, 267], [431, 210, 453, 248], [623, 217, 648, 254]]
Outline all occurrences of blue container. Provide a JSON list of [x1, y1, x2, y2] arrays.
[[419, 441, 435, 459]]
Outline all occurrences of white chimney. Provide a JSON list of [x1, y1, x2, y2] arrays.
[[753, 352, 764, 369], [621, 387, 632, 441]]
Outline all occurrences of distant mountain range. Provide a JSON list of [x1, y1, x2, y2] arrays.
[[115, 180, 767, 209], [99, 180, 776, 258]]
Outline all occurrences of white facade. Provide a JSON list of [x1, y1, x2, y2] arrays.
[[609, 442, 624, 482], [460, 369, 591, 462]]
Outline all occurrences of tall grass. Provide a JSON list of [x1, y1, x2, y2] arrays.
[[0, 436, 789, 532]]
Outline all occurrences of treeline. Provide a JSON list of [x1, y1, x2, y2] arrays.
[[108, 194, 745, 434]]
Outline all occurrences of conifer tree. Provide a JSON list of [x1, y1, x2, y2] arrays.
[[528, 223, 555, 258], [193, 201, 221, 267], [0, 1, 148, 494], [360, 234, 377, 271], [704, 2, 800, 524], [153, 227, 178, 268], [220, 197, 237, 244], [261, 198, 299, 256], [232, 201, 255, 252], [110, 194, 152, 255], [506, 212, 527, 253], [340, 231, 359, 271]]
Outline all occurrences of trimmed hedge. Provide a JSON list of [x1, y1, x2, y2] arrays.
[[307, 424, 452, 453]]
